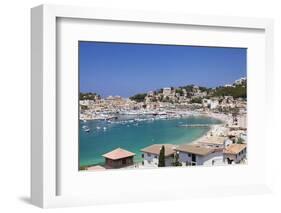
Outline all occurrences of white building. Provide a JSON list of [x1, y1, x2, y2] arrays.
[[224, 84, 234, 87], [176, 144, 224, 166], [141, 144, 176, 167], [80, 99, 95, 106], [234, 77, 247, 85], [237, 115, 247, 129], [210, 99, 219, 109], [223, 144, 247, 164], [163, 87, 172, 97], [202, 98, 211, 108], [202, 98, 220, 109], [198, 136, 232, 149]]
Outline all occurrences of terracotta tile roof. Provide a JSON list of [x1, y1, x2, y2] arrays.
[[175, 144, 214, 156], [141, 144, 176, 156], [87, 165, 106, 171], [102, 148, 135, 160], [223, 144, 246, 155]]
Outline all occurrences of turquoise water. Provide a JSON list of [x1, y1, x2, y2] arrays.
[[79, 115, 221, 167]]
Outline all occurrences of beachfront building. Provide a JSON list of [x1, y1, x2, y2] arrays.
[[198, 136, 233, 149], [176, 144, 224, 166], [202, 98, 219, 109], [202, 98, 211, 108], [223, 144, 247, 164], [210, 98, 219, 109], [102, 148, 135, 168], [141, 144, 176, 167], [237, 115, 247, 130]]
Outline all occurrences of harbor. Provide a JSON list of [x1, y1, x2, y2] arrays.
[[78, 41, 247, 171], [79, 115, 223, 167]]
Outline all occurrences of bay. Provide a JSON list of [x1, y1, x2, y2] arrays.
[[79, 115, 221, 167]]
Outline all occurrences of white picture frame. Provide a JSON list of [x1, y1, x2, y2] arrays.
[[31, 4, 274, 208]]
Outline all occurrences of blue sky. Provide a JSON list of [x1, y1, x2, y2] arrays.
[[79, 41, 246, 98]]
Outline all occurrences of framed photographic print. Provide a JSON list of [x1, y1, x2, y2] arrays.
[[31, 4, 274, 208]]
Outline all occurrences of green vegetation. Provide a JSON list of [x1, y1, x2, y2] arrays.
[[199, 86, 210, 93], [151, 97, 158, 102], [212, 85, 246, 99], [79, 166, 88, 170], [158, 145, 165, 167], [175, 88, 184, 96], [237, 137, 244, 144], [172, 152, 182, 167], [81, 80, 246, 104], [162, 96, 170, 102], [190, 97, 203, 104], [129, 93, 147, 102], [80, 92, 100, 100], [158, 94, 164, 102], [180, 85, 194, 92], [81, 105, 88, 110]]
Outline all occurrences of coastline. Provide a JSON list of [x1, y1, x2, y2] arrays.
[[79, 112, 229, 169], [190, 112, 230, 144]]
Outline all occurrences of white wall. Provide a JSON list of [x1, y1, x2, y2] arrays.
[[142, 153, 174, 167], [178, 152, 192, 165], [198, 152, 225, 166], [178, 151, 224, 166], [142, 153, 159, 167], [0, 0, 281, 212]]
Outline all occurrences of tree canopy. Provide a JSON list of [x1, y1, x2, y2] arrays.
[[212, 85, 246, 99], [129, 93, 147, 102], [79, 92, 100, 100]]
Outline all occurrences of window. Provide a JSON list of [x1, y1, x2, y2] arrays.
[[191, 154, 196, 162], [188, 153, 192, 157], [122, 158, 126, 165], [147, 153, 151, 157]]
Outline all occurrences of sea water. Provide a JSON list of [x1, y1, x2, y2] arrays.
[[79, 115, 221, 167]]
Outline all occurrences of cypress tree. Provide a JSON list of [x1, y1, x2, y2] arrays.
[[158, 145, 165, 167], [173, 152, 182, 166]]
